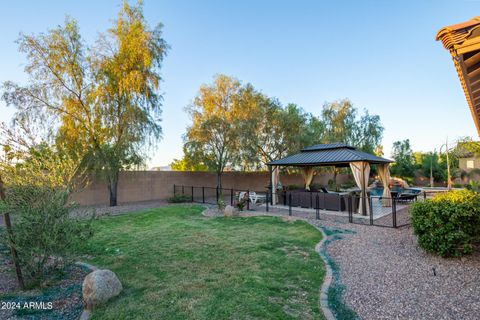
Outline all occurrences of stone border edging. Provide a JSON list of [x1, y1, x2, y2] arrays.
[[315, 227, 336, 320]]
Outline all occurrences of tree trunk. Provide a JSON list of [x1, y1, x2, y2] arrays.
[[333, 168, 338, 190], [108, 171, 119, 207], [0, 176, 25, 289], [216, 171, 222, 190]]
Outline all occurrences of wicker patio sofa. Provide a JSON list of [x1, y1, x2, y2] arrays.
[[283, 189, 348, 211]]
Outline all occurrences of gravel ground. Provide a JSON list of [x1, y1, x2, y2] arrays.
[[0, 264, 89, 320], [316, 221, 480, 320], [241, 206, 480, 320], [72, 199, 169, 218]]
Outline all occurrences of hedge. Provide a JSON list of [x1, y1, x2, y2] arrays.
[[410, 190, 480, 257]]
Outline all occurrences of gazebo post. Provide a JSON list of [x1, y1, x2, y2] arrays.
[[268, 165, 273, 205]]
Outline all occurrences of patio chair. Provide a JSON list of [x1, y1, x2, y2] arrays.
[[238, 191, 266, 205]]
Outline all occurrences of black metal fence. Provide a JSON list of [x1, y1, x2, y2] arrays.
[[344, 195, 413, 228], [173, 184, 269, 211], [173, 184, 423, 229], [280, 191, 414, 228]]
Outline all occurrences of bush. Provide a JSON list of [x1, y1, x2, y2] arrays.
[[217, 198, 226, 210], [340, 180, 356, 189], [286, 184, 302, 190], [465, 180, 480, 193], [410, 190, 480, 257], [1, 186, 93, 285], [167, 195, 191, 203]]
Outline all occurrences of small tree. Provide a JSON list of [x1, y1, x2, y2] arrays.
[[170, 146, 209, 171], [0, 126, 92, 287], [390, 139, 416, 179]]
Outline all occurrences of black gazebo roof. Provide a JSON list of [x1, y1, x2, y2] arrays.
[[267, 143, 393, 167]]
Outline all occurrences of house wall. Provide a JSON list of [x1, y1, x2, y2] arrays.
[[459, 157, 480, 171], [71, 170, 351, 206]]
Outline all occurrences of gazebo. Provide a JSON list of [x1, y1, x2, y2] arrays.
[[267, 143, 393, 215]]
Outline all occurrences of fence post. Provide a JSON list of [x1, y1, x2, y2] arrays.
[[173, 184, 176, 197], [348, 196, 353, 223], [423, 191, 426, 201], [392, 198, 397, 228], [191, 186, 194, 202], [202, 187, 205, 203], [316, 194, 320, 220], [230, 188, 234, 206], [288, 193, 292, 216], [247, 189, 250, 210], [216, 186, 219, 203], [369, 197, 373, 226], [182, 185, 184, 195]]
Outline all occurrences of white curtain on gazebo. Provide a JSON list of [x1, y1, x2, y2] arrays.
[[301, 167, 315, 191], [350, 161, 370, 215], [271, 166, 281, 205], [377, 164, 392, 207]]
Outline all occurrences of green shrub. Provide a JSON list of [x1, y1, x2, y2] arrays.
[[286, 184, 302, 190], [410, 190, 480, 257], [1, 186, 93, 285], [465, 180, 480, 193], [340, 180, 356, 189], [167, 194, 191, 203], [217, 198, 226, 210]]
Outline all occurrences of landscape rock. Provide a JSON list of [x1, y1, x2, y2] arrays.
[[82, 269, 122, 309], [224, 205, 235, 217]]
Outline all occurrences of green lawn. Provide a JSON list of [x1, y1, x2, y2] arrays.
[[76, 205, 326, 319]]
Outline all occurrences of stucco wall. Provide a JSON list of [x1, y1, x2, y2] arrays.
[[459, 157, 480, 171], [71, 170, 351, 206]]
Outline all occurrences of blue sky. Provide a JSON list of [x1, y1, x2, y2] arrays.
[[0, 0, 479, 167]]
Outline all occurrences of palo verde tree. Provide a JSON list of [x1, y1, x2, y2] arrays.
[[2, 1, 168, 206], [184, 74, 259, 189]]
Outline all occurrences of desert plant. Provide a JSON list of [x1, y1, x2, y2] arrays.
[[217, 198, 226, 210], [410, 190, 480, 257], [167, 195, 191, 203], [236, 201, 246, 211], [235, 192, 250, 211], [1, 186, 93, 285]]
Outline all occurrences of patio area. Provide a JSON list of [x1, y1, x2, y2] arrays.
[[267, 143, 395, 217]]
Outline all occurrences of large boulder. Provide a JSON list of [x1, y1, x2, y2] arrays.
[[83, 269, 122, 309], [224, 205, 235, 217]]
